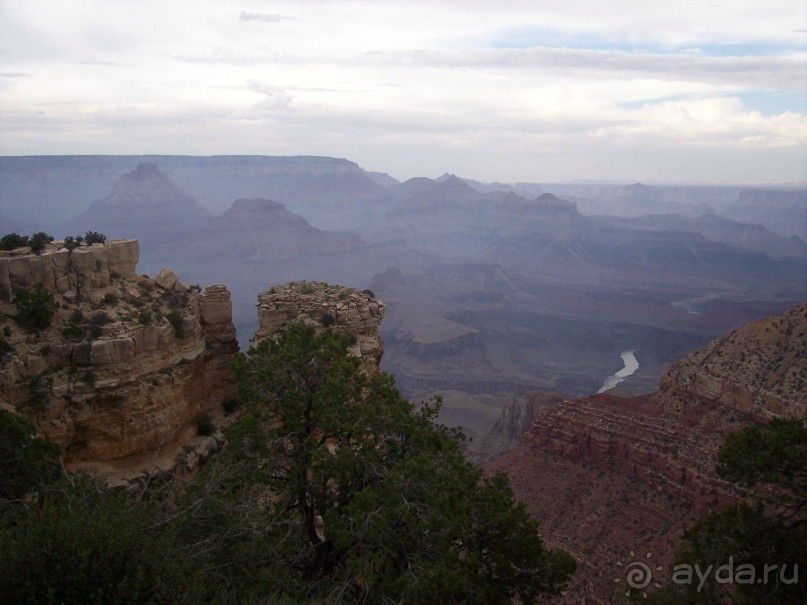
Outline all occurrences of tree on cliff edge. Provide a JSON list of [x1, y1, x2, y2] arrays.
[[180, 322, 575, 604], [638, 418, 806, 605]]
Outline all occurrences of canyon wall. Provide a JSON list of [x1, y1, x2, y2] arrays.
[[485, 301, 807, 604], [0, 241, 238, 476]]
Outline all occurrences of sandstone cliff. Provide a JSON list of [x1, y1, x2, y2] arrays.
[[0, 240, 238, 479], [485, 302, 807, 604], [254, 281, 385, 375]]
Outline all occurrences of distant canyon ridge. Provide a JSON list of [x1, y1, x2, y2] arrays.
[[2, 155, 805, 438]]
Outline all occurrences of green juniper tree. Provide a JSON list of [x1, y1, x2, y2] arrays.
[[179, 322, 575, 604]]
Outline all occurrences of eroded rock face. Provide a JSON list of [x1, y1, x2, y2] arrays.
[[254, 281, 385, 375], [660, 303, 807, 418], [0, 240, 139, 302], [0, 241, 238, 470], [485, 302, 807, 605]]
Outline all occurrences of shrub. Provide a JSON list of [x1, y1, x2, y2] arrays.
[[61, 324, 87, 340], [0, 233, 29, 250], [81, 371, 96, 385], [28, 232, 54, 254], [103, 292, 118, 306], [83, 231, 107, 245], [22, 374, 53, 413], [13, 284, 58, 332], [319, 312, 335, 327], [62, 236, 81, 251], [222, 398, 241, 416], [196, 414, 216, 436], [166, 311, 184, 338], [89, 311, 111, 326], [2, 326, 10, 337], [138, 309, 152, 324]]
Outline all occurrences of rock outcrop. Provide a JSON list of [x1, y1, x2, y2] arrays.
[[254, 281, 385, 375], [0, 240, 238, 478], [485, 302, 807, 604], [1, 239, 139, 302], [661, 303, 807, 417]]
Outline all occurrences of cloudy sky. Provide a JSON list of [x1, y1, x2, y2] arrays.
[[1, 0, 806, 183]]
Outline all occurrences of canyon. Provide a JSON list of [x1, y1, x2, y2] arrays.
[[484, 301, 807, 604], [1, 155, 805, 441]]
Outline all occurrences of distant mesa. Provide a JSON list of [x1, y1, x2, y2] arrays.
[[60, 163, 212, 250], [159, 197, 365, 262]]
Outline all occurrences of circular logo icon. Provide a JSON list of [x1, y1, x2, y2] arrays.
[[615, 551, 663, 598]]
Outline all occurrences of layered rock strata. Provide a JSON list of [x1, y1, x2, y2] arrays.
[[485, 302, 807, 604], [254, 281, 385, 375], [0, 241, 238, 472]]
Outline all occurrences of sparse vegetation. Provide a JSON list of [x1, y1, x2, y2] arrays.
[[22, 374, 53, 413], [12, 283, 58, 332], [196, 414, 215, 436], [166, 310, 184, 338], [222, 397, 241, 416], [83, 231, 107, 245], [28, 232, 54, 254], [0, 233, 29, 250]]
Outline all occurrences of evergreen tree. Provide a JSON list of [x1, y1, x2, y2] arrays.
[[187, 322, 576, 604]]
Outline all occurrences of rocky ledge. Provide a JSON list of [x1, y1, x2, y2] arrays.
[[254, 281, 385, 375], [0, 241, 238, 474]]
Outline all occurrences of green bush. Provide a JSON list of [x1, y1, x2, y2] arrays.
[[83, 231, 107, 245], [61, 324, 87, 340], [21, 374, 53, 414], [166, 311, 184, 338], [0, 233, 29, 250], [103, 292, 118, 306], [89, 311, 111, 326], [13, 284, 58, 332], [0, 475, 211, 604], [0, 409, 60, 501], [28, 232, 54, 254]]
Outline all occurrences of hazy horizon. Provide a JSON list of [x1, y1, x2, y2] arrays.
[[1, 0, 806, 184]]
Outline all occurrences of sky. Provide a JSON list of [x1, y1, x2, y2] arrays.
[[1, 0, 806, 184]]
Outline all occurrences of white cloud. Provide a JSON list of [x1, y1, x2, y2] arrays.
[[0, 0, 804, 183]]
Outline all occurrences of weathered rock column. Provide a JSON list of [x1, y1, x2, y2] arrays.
[[254, 281, 385, 375]]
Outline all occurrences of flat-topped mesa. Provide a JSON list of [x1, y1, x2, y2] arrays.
[[0, 240, 238, 479], [254, 281, 385, 375], [0, 239, 140, 303]]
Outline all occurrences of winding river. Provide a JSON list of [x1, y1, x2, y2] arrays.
[[597, 350, 639, 393]]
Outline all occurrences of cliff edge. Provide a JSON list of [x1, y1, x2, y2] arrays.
[[0, 240, 238, 480]]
